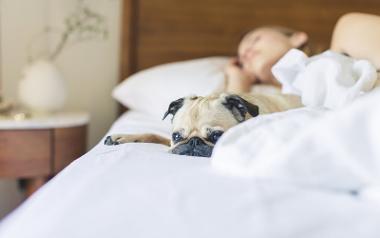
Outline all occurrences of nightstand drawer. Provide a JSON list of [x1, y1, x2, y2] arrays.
[[53, 126, 87, 173], [0, 130, 51, 178]]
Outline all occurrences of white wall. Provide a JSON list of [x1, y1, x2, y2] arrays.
[[0, 0, 122, 219]]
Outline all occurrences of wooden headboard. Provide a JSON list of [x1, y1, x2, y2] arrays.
[[120, 0, 380, 82]]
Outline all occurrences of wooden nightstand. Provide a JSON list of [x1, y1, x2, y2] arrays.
[[0, 112, 89, 196]]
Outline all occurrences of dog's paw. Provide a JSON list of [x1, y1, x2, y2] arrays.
[[104, 135, 120, 145], [104, 134, 144, 146]]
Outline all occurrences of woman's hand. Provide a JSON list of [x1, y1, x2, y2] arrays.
[[224, 58, 257, 93]]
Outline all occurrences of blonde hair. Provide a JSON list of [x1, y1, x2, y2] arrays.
[[241, 25, 315, 55]]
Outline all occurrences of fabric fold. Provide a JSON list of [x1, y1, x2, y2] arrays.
[[272, 49, 378, 109]]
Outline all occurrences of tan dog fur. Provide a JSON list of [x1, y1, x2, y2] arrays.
[[105, 92, 301, 156]]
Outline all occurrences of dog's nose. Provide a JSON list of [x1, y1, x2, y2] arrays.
[[188, 137, 204, 147]]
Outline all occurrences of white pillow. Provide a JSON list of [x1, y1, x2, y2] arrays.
[[113, 57, 229, 119]]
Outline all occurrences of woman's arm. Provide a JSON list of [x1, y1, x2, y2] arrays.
[[331, 12, 380, 69]]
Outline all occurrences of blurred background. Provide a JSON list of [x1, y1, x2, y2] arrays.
[[1, 0, 378, 222], [0, 0, 121, 219]]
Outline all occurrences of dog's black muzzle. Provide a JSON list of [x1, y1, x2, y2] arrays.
[[171, 137, 213, 157]]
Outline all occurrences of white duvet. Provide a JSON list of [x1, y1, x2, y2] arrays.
[[0, 90, 380, 238], [212, 88, 380, 194]]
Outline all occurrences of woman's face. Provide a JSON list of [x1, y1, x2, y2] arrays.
[[238, 28, 294, 80]]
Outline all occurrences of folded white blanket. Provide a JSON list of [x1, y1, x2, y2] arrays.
[[212, 89, 380, 197], [272, 49, 378, 109]]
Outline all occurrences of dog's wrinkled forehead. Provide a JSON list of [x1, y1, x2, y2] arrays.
[[169, 94, 238, 129], [162, 94, 259, 128]]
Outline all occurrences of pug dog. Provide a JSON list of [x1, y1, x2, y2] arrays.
[[104, 93, 301, 157]]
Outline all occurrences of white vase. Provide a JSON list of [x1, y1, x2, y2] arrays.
[[18, 60, 66, 113]]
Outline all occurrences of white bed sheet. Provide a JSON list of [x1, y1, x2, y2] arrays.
[[0, 108, 380, 238]]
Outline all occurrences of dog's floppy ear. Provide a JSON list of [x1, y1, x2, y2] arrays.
[[162, 97, 185, 121], [222, 94, 259, 122]]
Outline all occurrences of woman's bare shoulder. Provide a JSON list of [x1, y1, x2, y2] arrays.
[[331, 12, 380, 69]]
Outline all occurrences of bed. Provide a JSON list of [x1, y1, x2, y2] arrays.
[[1, 0, 380, 237]]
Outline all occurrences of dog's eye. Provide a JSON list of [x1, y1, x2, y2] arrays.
[[172, 132, 183, 144], [208, 130, 224, 144]]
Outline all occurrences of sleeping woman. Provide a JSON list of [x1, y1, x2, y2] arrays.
[[224, 12, 380, 94]]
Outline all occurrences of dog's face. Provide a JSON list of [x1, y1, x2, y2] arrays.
[[162, 94, 259, 157]]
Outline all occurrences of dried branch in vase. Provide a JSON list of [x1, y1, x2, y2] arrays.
[[49, 1, 108, 60]]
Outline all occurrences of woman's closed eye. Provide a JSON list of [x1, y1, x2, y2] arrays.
[[244, 35, 261, 50], [251, 35, 261, 45], [241, 36, 261, 60]]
